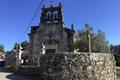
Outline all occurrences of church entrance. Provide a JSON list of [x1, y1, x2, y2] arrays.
[[46, 49, 56, 54], [42, 43, 57, 54]]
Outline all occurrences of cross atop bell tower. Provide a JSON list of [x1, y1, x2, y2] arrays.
[[40, 2, 63, 24]]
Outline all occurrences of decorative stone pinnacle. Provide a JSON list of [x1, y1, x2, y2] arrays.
[[59, 2, 62, 8], [50, 0, 54, 7], [43, 4, 45, 8], [71, 23, 74, 30]]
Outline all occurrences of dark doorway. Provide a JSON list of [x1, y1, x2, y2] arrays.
[[0, 60, 5, 67], [46, 49, 56, 54]]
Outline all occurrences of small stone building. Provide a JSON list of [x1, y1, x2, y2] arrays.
[[28, 3, 76, 65], [5, 50, 16, 67], [5, 44, 29, 67], [0, 52, 5, 59], [0, 52, 6, 66]]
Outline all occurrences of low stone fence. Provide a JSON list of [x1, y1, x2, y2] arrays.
[[39, 53, 116, 80], [17, 66, 39, 76]]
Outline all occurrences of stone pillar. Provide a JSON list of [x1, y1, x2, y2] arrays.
[[16, 44, 22, 70], [42, 43, 46, 54], [39, 53, 116, 80]]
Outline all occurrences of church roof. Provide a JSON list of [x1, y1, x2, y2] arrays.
[[64, 27, 75, 38], [28, 26, 39, 35]]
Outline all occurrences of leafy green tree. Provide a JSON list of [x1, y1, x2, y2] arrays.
[[13, 41, 29, 51], [75, 24, 109, 53], [13, 43, 18, 50], [93, 30, 109, 52], [21, 41, 29, 50]]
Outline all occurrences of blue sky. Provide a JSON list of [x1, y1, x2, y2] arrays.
[[0, 0, 120, 51]]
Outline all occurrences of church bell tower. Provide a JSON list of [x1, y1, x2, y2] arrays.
[[40, 3, 63, 24]]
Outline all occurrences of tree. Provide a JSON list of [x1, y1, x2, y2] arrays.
[[13, 43, 18, 50], [0, 44, 4, 52], [13, 41, 29, 51], [75, 24, 109, 53], [110, 44, 120, 54], [93, 30, 109, 52], [21, 41, 29, 51]]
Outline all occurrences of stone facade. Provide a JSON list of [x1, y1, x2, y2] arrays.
[[6, 44, 29, 69], [16, 66, 39, 76], [0, 52, 6, 66], [39, 53, 116, 80], [28, 3, 76, 65], [5, 50, 16, 67], [0, 52, 5, 59]]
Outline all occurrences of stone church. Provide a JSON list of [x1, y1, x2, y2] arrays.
[[28, 3, 76, 65]]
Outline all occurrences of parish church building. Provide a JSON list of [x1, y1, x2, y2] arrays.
[[28, 3, 76, 65]]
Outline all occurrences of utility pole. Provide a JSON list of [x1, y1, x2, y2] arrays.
[[85, 24, 92, 53]]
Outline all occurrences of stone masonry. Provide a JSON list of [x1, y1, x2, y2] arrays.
[[39, 53, 116, 80], [28, 3, 76, 65]]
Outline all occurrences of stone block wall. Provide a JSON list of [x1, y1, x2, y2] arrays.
[[39, 53, 116, 80], [17, 66, 39, 76]]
